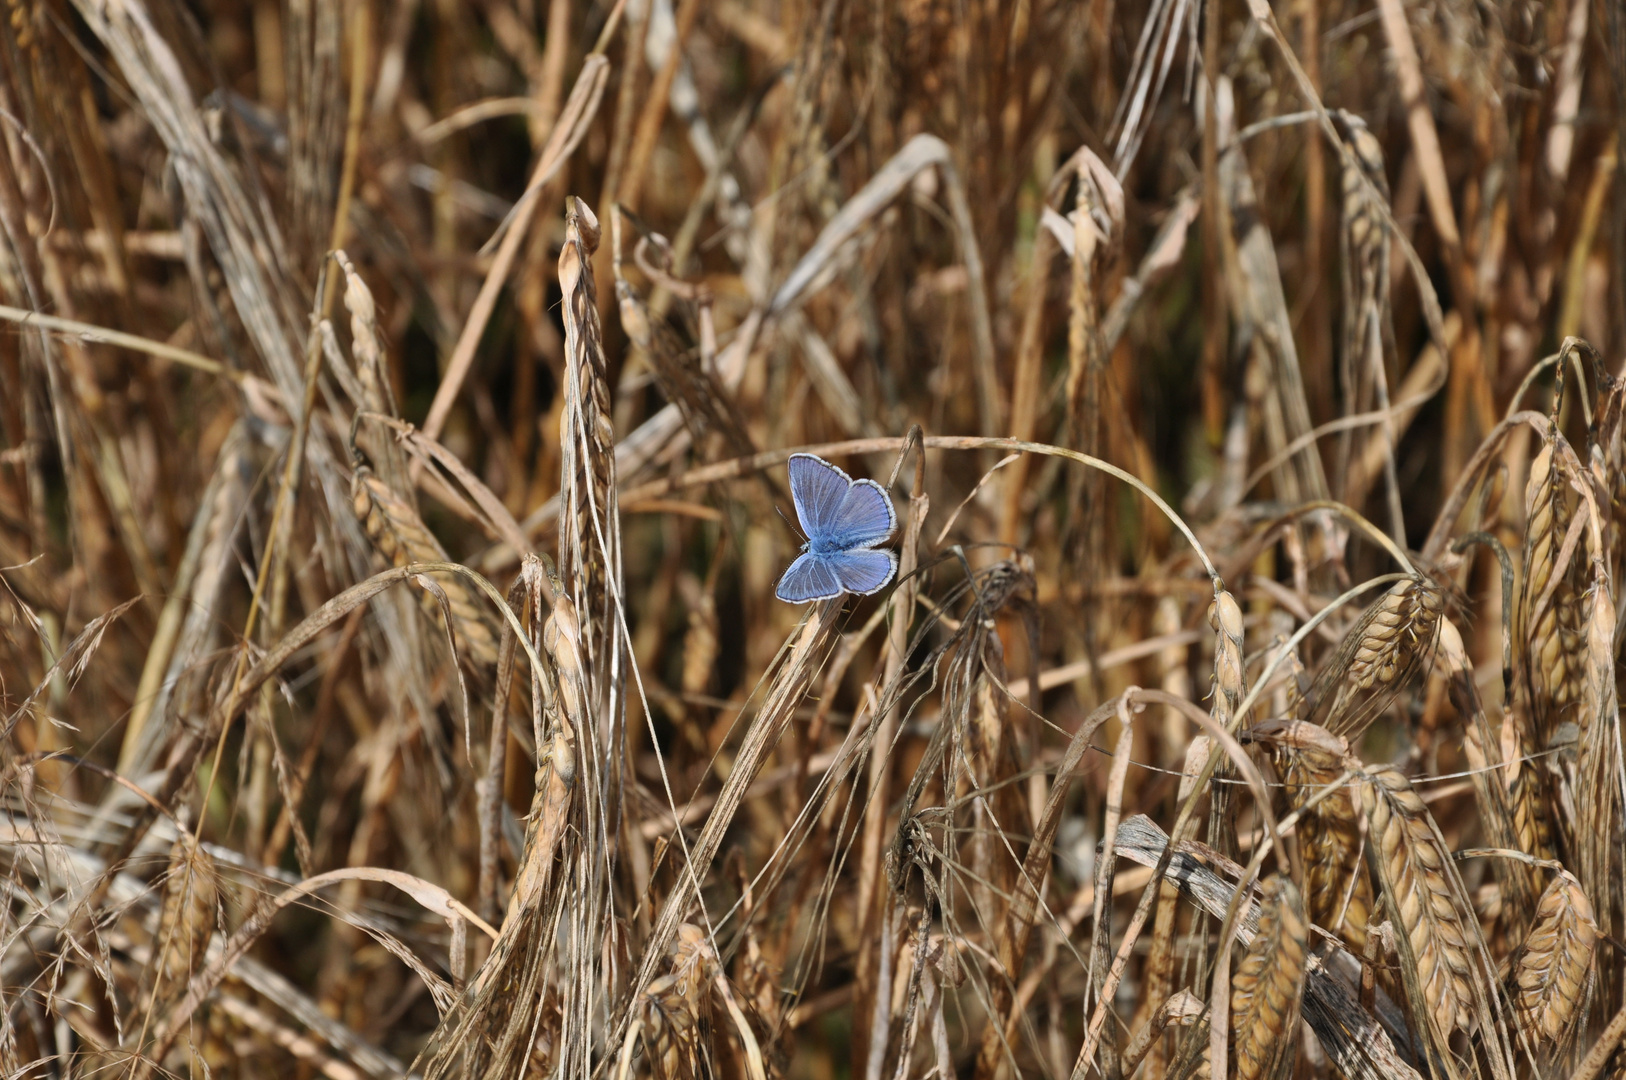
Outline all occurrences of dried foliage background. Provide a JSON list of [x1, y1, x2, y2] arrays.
[[4, 0, 1626, 1078]]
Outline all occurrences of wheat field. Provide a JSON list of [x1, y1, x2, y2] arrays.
[[3, 1, 1626, 1079]]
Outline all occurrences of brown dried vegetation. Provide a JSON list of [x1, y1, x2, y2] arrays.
[[3, 2, 1626, 1080]]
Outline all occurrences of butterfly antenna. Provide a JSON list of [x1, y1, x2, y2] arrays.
[[775, 504, 806, 543]]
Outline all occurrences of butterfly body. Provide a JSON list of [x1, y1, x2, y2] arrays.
[[776, 453, 899, 603]]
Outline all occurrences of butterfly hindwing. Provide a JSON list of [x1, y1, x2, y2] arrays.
[[776, 552, 844, 603], [830, 478, 896, 548], [827, 548, 898, 596], [788, 453, 852, 539]]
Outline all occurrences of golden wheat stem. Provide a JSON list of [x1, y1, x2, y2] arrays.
[[1572, 997, 1626, 1080]]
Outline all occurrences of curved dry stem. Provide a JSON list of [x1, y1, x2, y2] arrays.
[[1242, 374, 1448, 499], [1421, 410, 1548, 561], [141, 867, 499, 1074], [0, 302, 239, 381], [1278, 499, 1416, 576], [611, 434, 1219, 581], [1505, 351, 1565, 421]]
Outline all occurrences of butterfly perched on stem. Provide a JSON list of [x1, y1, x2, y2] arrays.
[[776, 453, 899, 603]]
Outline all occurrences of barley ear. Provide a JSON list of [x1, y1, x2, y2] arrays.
[[1518, 440, 1585, 752], [1231, 875, 1308, 1080], [558, 195, 624, 726], [150, 827, 218, 1002], [1507, 870, 1597, 1048], [349, 463, 500, 666], [1308, 575, 1443, 740], [1279, 744, 1371, 953], [1359, 765, 1518, 1079], [1359, 765, 1476, 1040]]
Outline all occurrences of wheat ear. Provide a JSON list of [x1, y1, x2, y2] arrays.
[[1231, 875, 1308, 1080], [1359, 765, 1476, 1038], [1508, 869, 1597, 1047]]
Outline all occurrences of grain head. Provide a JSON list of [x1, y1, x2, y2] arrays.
[[1360, 764, 1476, 1039], [1309, 575, 1443, 740], [1231, 875, 1308, 1080], [1507, 870, 1597, 1047]]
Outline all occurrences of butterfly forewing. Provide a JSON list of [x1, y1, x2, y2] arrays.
[[776, 552, 844, 603], [832, 479, 896, 547], [828, 548, 897, 595], [788, 453, 856, 539]]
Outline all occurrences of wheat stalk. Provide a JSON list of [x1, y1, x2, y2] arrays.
[[421, 581, 574, 1080], [1205, 587, 1247, 867]]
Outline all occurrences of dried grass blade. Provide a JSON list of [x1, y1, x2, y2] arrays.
[[421, 582, 573, 1080], [1438, 617, 1541, 932], [767, 133, 999, 433], [1573, 564, 1619, 946], [611, 217, 756, 459], [420, 50, 613, 444], [623, 602, 842, 1044], [1237, 0, 1449, 352], [143, 864, 497, 1076], [1220, 133, 1329, 511]]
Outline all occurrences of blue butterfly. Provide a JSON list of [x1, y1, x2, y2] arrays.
[[776, 453, 900, 603]]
